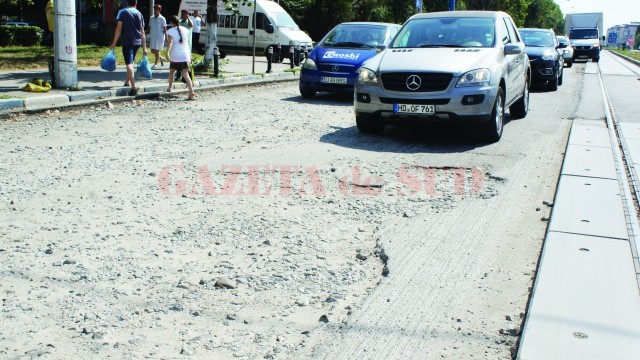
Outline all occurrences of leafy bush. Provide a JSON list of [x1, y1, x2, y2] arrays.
[[0, 25, 43, 46]]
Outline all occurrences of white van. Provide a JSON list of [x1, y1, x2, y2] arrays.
[[179, 0, 313, 59]]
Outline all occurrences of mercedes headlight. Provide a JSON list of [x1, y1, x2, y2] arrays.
[[541, 51, 556, 60], [357, 67, 378, 85], [456, 69, 491, 87], [302, 58, 317, 70]]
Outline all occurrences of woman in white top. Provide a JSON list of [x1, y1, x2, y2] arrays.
[[166, 15, 195, 100], [148, 4, 166, 68]]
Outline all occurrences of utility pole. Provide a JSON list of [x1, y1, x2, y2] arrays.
[[204, 0, 219, 70], [251, 0, 257, 74], [54, 0, 78, 88]]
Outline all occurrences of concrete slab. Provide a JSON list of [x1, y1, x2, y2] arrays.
[[568, 121, 611, 148], [23, 94, 69, 110], [619, 122, 640, 140], [584, 61, 599, 74], [572, 74, 606, 121], [549, 175, 628, 240], [623, 139, 640, 167], [602, 75, 640, 124], [0, 98, 24, 111], [518, 232, 640, 360], [562, 144, 617, 179]]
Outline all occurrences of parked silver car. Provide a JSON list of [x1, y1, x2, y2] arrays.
[[556, 35, 574, 67], [354, 11, 530, 142]]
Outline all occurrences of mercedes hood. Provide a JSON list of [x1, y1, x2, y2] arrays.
[[364, 48, 502, 75]]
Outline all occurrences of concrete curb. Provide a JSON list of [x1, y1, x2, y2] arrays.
[[0, 98, 24, 111], [609, 50, 640, 66], [0, 71, 299, 115], [24, 94, 69, 110]]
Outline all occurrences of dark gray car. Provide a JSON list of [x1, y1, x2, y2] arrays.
[[354, 11, 530, 142]]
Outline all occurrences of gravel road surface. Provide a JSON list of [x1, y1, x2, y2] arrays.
[[0, 65, 584, 358]]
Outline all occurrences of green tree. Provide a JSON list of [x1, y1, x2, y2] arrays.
[[524, 0, 564, 34], [458, 0, 530, 26], [301, 0, 354, 41]]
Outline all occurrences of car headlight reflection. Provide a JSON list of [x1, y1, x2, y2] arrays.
[[357, 67, 378, 85], [302, 58, 317, 70], [456, 69, 491, 87], [541, 51, 557, 60]]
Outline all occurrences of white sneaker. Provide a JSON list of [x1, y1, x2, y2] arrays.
[[151, 64, 157, 69]]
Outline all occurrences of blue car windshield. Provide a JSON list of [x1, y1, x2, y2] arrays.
[[321, 24, 388, 48], [520, 31, 555, 47], [391, 17, 495, 48]]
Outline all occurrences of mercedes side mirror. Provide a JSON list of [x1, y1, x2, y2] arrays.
[[504, 43, 523, 55]]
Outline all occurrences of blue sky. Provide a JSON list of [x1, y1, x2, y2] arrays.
[[554, 0, 640, 30]]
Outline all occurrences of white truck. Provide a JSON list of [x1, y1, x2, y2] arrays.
[[564, 12, 603, 62], [179, 0, 313, 59]]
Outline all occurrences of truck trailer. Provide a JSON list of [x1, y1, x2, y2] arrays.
[[564, 12, 603, 62]]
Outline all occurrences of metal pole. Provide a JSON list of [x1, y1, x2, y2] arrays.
[[204, 0, 218, 71], [55, 0, 78, 88], [77, 0, 81, 44], [252, 0, 257, 74], [449, 0, 455, 11]]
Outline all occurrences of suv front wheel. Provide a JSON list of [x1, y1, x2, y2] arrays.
[[356, 114, 386, 134]]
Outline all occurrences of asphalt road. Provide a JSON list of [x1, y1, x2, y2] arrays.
[[0, 60, 594, 358]]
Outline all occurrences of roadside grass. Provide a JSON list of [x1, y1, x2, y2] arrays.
[[0, 45, 206, 71], [610, 49, 640, 62], [0, 94, 22, 99]]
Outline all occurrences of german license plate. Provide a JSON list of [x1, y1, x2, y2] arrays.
[[321, 77, 347, 84], [394, 104, 436, 114]]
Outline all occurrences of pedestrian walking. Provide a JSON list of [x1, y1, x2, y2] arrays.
[[109, 0, 147, 96], [148, 4, 167, 69], [166, 15, 196, 101], [175, 9, 193, 82], [191, 10, 205, 54], [179, 9, 194, 53]]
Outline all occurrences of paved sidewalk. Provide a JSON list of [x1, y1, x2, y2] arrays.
[[518, 54, 640, 359], [0, 55, 298, 112]]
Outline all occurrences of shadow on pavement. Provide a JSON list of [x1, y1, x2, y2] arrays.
[[320, 122, 489, 154], [282, 92, 353, 107]]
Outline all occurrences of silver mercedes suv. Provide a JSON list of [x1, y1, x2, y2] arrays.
[[354, 11, 530, 142]]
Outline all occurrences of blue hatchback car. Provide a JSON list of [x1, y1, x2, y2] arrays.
[[299, 22, 400, 98]]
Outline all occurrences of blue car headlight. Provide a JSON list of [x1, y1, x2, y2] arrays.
[[357, 67, 378, 85], [456, 69, 491, 87]]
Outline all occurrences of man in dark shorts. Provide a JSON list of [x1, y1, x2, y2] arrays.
[[109, 0, 148, 96]]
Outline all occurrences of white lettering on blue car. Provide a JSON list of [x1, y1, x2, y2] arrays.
[[322, 51, 360, 61]]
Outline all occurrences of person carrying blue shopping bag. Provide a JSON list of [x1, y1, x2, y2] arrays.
[[109, 0, 148, 96], [137, 55, 153, 79], [100, 50, 116, 71]]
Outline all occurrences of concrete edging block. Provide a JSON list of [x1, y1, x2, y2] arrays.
[[23, 94, 69, 110], [67, 90, 114, 102], [0, 98, 25, 111]]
